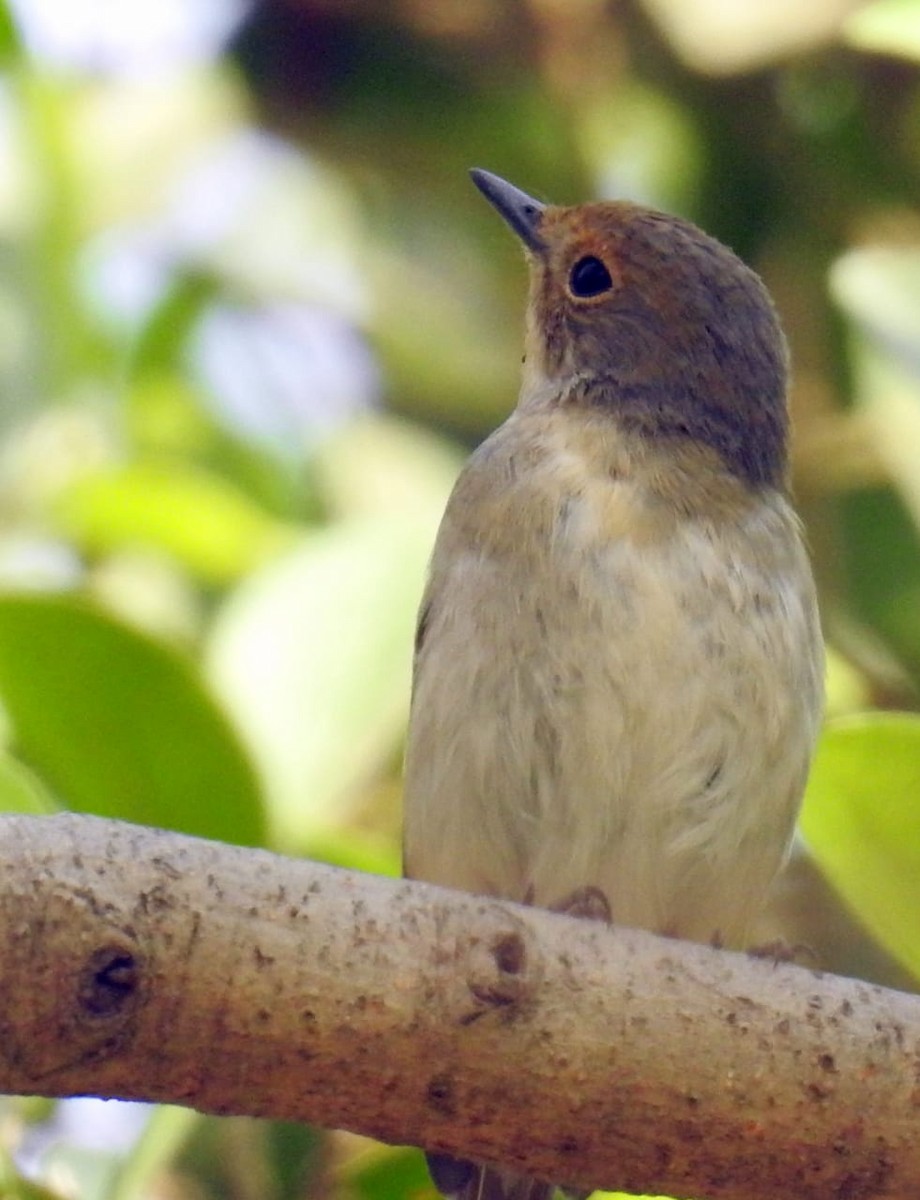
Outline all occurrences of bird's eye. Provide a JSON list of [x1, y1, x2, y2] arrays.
[[569, 255, 613, 298]]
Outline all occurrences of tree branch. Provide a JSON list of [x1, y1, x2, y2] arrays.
[[1, 813, 918, 1200]]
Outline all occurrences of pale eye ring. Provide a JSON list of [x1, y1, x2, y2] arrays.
[[569, 255, 613, 298]]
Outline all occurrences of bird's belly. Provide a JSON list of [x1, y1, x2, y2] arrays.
[[404, 516, 822, 948]]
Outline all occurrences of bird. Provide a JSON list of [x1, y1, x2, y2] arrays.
[[402, 169, 825, 1200]]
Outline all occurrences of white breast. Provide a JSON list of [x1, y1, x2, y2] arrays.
[[403, 428, 823, 949]]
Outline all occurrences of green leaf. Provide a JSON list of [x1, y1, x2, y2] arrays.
[[263, 1120, 324, 1200], [307, 825, 401, 877], [0, 752, 57, 813], [596, 1194, 681, 1199], [800, 713, 920, 979], [346, 1146, 432, 1200], [0, 594, 265, 845], [843, 0, 920, 61], [54, 460, 294, 584], [207, 514, 435, 851], [0, 1, 22, 70], [129, 273, 218, 376]]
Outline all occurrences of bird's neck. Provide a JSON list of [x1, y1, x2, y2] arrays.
[[518, 359, 788, 493], [514, 372, 787, 521]]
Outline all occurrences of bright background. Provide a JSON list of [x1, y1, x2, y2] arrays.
[[2, 1, 920, 1198]]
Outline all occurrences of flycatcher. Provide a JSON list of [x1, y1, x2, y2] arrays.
[[403, 170, 824, 1200]]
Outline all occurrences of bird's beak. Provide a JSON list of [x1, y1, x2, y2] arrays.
[[470, 168, 546, 253]]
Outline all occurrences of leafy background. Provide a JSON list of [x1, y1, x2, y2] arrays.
[[2, 0, 920, 1197]]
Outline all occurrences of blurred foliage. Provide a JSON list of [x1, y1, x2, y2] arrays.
[[802, 712, 920, 979], [2, 0, 920, 1198]]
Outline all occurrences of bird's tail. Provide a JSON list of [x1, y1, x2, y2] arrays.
[[426, 1153, 582, 1200]]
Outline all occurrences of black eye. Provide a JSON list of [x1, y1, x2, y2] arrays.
[[569, 255, 613, 298]]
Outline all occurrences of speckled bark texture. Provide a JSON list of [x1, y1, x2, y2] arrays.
[[1, 813, 918, 1200]]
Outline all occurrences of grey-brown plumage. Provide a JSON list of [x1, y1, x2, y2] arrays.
[[403, 171, 824, 1200]]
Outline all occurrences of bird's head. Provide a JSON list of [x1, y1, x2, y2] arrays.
[[471, 169, 789, 489]]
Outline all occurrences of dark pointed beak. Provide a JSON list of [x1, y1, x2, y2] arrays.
[[469, 168, 546, 253]]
